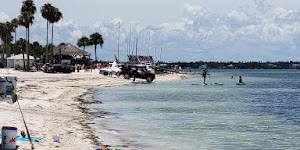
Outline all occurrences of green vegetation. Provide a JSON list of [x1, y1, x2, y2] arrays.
[[159, 61, 300, 69], [19, 0, 36, 71], [0, 0, 64, 69], [41, 3, 62, 64], [77, 36, 89, 51], [155, 69, 168, 74], [77, 33, 104, 62]]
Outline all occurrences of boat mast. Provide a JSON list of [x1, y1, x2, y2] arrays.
[[129, 24, 131, 57], [147, 37, 150, 56], [160, 40, 163, 62], [117, 24, 120, 60], [136, 38, 138, 56], [155, 46, 156, 63]]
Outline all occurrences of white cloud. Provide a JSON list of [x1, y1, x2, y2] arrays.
[[14, 1, 300, 61], [0, 12, 10, 22], [70, 30, 82, 40], [158, 23, 169, 28], [55, 19, 78, 28], [227, 10, 249, 22], [254, 0, 272, 13]]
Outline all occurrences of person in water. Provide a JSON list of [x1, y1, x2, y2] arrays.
[[202, 69, 208, 84], [239, 76, 243, 83]]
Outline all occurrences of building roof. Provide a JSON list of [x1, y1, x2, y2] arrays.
[[53, 43, 91, 57], [6, 54, 35, 60]]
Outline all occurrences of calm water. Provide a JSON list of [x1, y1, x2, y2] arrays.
[[91, 69, 300, 149]]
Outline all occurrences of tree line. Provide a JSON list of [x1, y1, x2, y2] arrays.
[[0, 0, 62, 71], [77, 33, 104, 62], [0, 0, 105, 71], [161, 61, 300, 69]]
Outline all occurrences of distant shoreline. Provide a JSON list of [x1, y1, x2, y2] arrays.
[[158, 61, 300, 69]]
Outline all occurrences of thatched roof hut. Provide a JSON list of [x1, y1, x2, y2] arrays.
[[53, 43, 91, 57], [53, 43, 91, 65]]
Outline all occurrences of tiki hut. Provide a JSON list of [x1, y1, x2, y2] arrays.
[[53, 43, 91, 65]]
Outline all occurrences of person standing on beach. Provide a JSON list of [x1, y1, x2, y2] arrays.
[[202, 69, 208, 84]]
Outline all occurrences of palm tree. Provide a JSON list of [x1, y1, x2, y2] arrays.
[[89, 32, 104, 62], [48, 6, 62, 64], [14, 38, 27, 70], [41, 3, 53, 63], [11, 18, 19, 45], [0, 21, 14, 67], [4, 21, 15, 58], [30, 41, 43, 68], [77, 36, 89, 51], [0, 23, 7, 66], [49, 7, 62, 44], [19, 0, 36, 71]]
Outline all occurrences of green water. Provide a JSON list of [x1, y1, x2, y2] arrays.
[[92, 69, 300, 149]]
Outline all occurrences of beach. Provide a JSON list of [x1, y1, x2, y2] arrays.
[[0, 69, 182, 150]]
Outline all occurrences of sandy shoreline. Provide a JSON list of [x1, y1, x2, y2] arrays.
[[0, 69, 182, 150]]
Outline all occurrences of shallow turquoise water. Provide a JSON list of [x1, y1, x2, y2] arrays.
[[93, 69, 300, 149]]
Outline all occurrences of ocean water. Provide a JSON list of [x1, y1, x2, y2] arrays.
[[91, 69, 300, 149]]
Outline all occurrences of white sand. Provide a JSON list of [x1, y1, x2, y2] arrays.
[[0, 69, 182, 150]]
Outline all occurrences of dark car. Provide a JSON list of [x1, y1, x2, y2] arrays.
[[121, 64, 155, 82], [44, 64, 72, 73]]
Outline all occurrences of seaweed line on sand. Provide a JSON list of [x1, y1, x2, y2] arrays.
[[75, 88, 104, 148]]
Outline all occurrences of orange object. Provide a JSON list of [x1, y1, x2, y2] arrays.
[[115, 55, 119, 62]]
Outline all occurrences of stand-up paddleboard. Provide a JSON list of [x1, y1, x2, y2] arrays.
[[214, 83, 224, 85], [236, 83, 245, 85], [192, 83, 208, 86]]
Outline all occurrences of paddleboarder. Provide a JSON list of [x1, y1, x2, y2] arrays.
[[202, 69, 208, 85], [239, 76, 243, 83]]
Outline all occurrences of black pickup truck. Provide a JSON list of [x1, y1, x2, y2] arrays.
[[120, 64, 155, 82]]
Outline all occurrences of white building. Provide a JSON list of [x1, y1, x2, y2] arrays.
[[6, 54, 35, 68], [291, 64, 300, 69]]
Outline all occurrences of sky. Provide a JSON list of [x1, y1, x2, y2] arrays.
[[1, 0, 300, 62]]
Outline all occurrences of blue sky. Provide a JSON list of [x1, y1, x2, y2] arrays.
[[1, 0, 300, 62]]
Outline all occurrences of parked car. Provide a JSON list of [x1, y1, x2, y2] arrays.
[[121, 64, 155, 82], [43, 64, 72, 73], [43, 63, 52, 73]]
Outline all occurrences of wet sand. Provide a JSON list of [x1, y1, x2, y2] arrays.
[[0, 69, 182, 149]]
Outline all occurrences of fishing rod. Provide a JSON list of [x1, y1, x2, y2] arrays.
[[16, 95, 35, 149], [6, 69, 34, 149]]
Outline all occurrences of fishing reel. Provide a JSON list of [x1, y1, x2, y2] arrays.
[[0, 76, 17, 104]]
